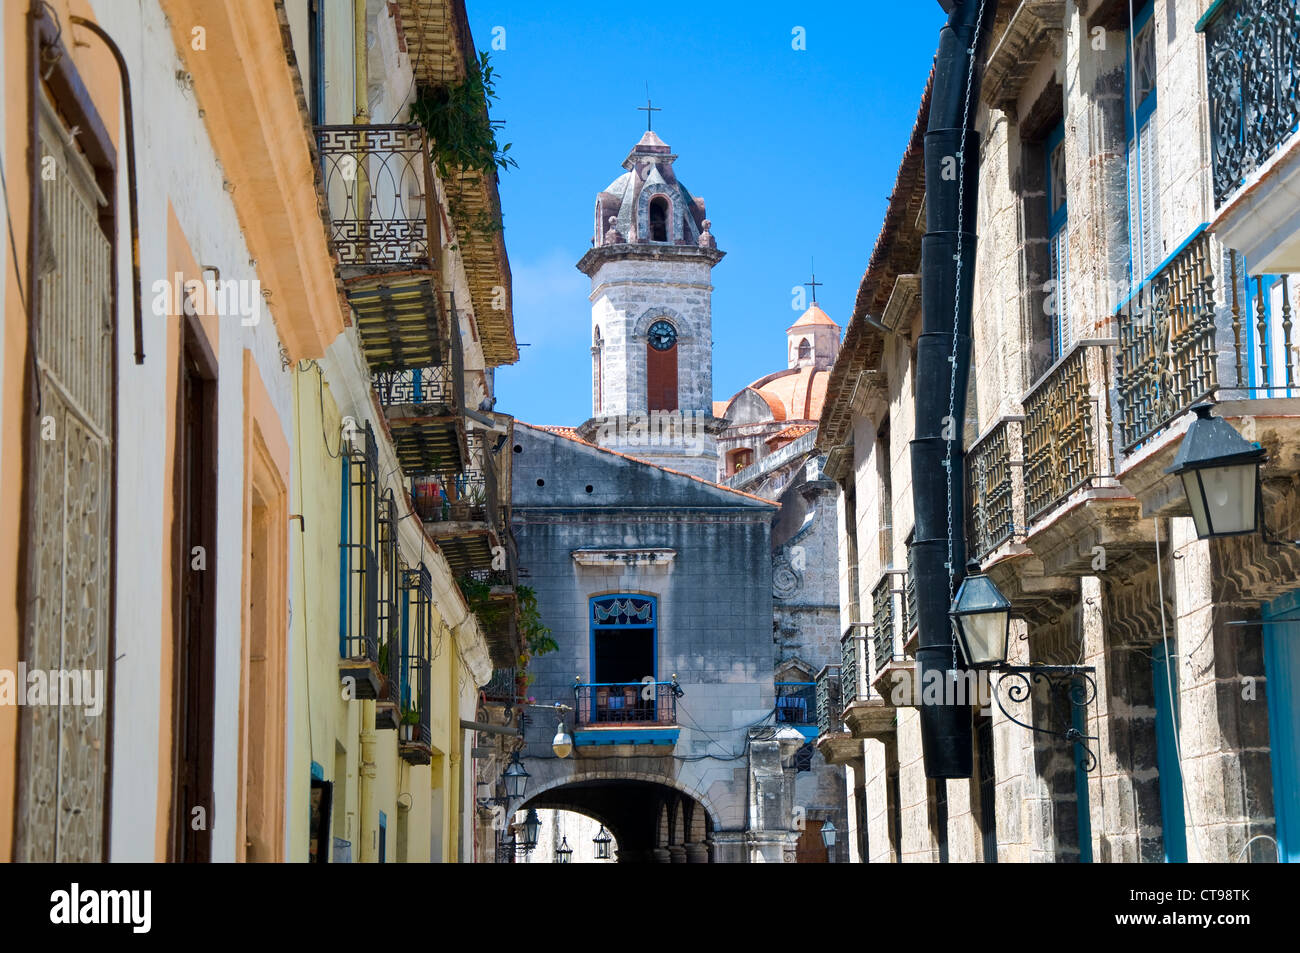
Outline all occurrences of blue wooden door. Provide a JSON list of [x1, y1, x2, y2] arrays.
[[1152, 641, 1188, 862], [1264, 590, 1300, 863]]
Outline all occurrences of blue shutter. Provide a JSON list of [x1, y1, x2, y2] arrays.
[[1152, 641, 1188, 862], [1264, 591, 1300, 863]]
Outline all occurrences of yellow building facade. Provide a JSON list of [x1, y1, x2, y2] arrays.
[[1, 0, 517, 862]]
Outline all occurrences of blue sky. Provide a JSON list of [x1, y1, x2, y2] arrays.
[[469, 1, 947, 425]]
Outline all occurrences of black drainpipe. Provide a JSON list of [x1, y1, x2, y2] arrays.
[[911, 0, 998, 779]]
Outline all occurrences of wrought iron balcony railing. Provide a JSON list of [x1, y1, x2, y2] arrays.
[[841, 623, 868, 705], [375, 490, 404, 728], [315, 123, 436, 269], [815, 666, 842, 736], [482, 667, 518, 704], [1227, 250, 1298, 394], [1022, 340, 1113, 522], [967, 418, 1020, 561], [373, 363, 457, 409], [1204, 0, 1300, 207], [574, 682, 678, 727], [872, 571, 908, 676], [1115, 230, 1218, 453], [905, 541, 918, 641], [410, 428, 500, 525], [775, 682, 817, 725], [340, 421, 380, 693], [399, 565, 433, 765]]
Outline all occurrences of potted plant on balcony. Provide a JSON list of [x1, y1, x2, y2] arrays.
[[399, 708, 420, 743]]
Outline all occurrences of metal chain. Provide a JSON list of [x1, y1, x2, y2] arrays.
[[946, 0, 989, 670]]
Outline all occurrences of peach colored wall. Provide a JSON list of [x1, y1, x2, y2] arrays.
[[1, 0, 123, 862]]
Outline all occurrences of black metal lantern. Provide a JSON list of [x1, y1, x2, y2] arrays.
[[593, 824, 612, 860], [555, 835, 573, 864], [502, 751, 530, 800], [819, 819, 837, 849], [520, 808, 541, 850], [1165, 403, 1265, 539], [950, 562, 1012, 668]]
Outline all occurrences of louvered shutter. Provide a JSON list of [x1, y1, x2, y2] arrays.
[[1050, 229, 1070, 359], [1140, 119, 1161, 275]]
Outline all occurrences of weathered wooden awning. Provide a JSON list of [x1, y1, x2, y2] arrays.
[[385, 410, 465, 477], [430, 525, 497, 577], [346, 274, 447, 371]]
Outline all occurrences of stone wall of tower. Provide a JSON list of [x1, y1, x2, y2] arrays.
[[590, 255, 716, 418]]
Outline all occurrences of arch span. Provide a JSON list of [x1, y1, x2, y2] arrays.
[[518, 775, 717, 863]]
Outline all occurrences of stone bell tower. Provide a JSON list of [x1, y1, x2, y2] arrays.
[[575, 126, 727, 481]]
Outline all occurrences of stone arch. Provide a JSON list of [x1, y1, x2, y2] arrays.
[[632, 306, 695, 345], [636, 188, 678, 242], [519, 766, 723, 832]]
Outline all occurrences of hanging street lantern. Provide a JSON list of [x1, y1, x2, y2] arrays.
[[593, 824, 613, 860], [820, 819, 837, 850], [502, 751, 530, 800], [552, 720, 574, 759], [520, 808, 541, 850], [555, 836, 573, 864], [950, 561, 1012, 668], [1165, 403, 1266, 539]]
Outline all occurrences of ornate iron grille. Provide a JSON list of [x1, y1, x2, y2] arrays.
[[400, 565, 434, 748], [373, 362, 456, 408], [341, 422, 380, 663], [1022, 341, 1111, 521], [1115, 230, 1218, 453], [376, 491, 403, 704], [816, 667, 842, 736], [409, 430, 492, 523], [775, 682, 817, 725], [872, 572, 906, 674], [574, 682, 678, 726], [315, 123, 435, 267], [18, 100, 114, 861], [482, 668, 518, 703], [966, 419, 1018, 560], [905, 538, 918, 638], [841, 625, 863, 705], [1205, 0, 1300, 207]]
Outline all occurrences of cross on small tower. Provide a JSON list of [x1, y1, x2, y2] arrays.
[[638, 92, 662, 132], [804, 265, 823, 304]]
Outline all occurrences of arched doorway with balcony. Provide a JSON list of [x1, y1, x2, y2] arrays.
[[511, 777, 717, 863]]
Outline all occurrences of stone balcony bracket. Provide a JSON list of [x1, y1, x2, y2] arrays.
[[842, 695, 899, 738], [1025, 481, 1164, 578], [814, 732, 864, 766]]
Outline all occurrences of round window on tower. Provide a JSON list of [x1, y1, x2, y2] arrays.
[[648, 320, 677, 351]]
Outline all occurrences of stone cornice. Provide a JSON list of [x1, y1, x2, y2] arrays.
[[981, 1, 1066, 112], [577, 242, 726, 277], [571, 548, 677, 567]]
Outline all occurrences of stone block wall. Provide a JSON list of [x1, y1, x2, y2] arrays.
[[589, 256, 717, 417]]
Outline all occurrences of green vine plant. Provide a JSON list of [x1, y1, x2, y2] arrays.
[[457, 579, 555, 692], [457, 576, 510, 632], [408, 50, 516, 237], [517, 585, 557, 658]]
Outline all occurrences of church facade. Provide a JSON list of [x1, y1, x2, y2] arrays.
[[500, 128, 849, 861]]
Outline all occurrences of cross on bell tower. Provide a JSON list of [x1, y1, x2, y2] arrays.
[[577, 120, 726, 481], [637, 83, 662, 131], [803, 262, 822, 304]]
